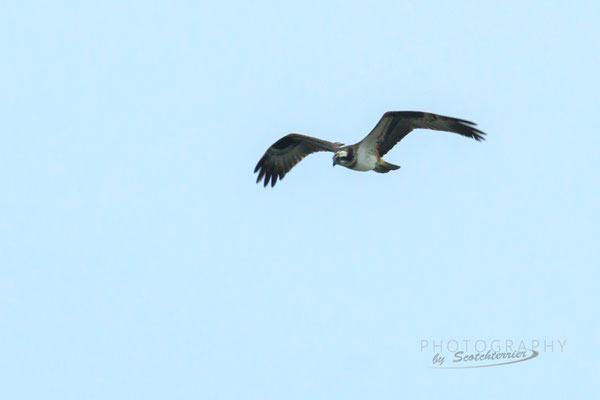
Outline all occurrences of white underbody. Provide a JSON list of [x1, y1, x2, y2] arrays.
[[353, 146, 379, 171]]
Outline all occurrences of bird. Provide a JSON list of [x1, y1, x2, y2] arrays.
[[254, 111, 485, 187]]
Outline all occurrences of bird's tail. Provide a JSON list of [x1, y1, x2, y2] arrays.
[[374, 159, 401, 173]]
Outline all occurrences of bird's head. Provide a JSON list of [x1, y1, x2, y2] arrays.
[[333, 149, 352, 167]]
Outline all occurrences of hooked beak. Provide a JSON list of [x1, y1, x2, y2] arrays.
[[332, 157, 338, 167]]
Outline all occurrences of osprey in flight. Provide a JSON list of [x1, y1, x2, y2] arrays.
[[254, 111, 485, 187]]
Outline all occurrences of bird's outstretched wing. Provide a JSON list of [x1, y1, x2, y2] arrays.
[[254, 134, 343, 187], [360, 111, 486, 157]]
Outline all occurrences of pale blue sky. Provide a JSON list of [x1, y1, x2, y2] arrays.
[[1, 1, 599, 398]]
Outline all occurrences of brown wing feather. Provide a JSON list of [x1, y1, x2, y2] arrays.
[[361, 111, 486, 157], [254, 134, 342, 187]]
